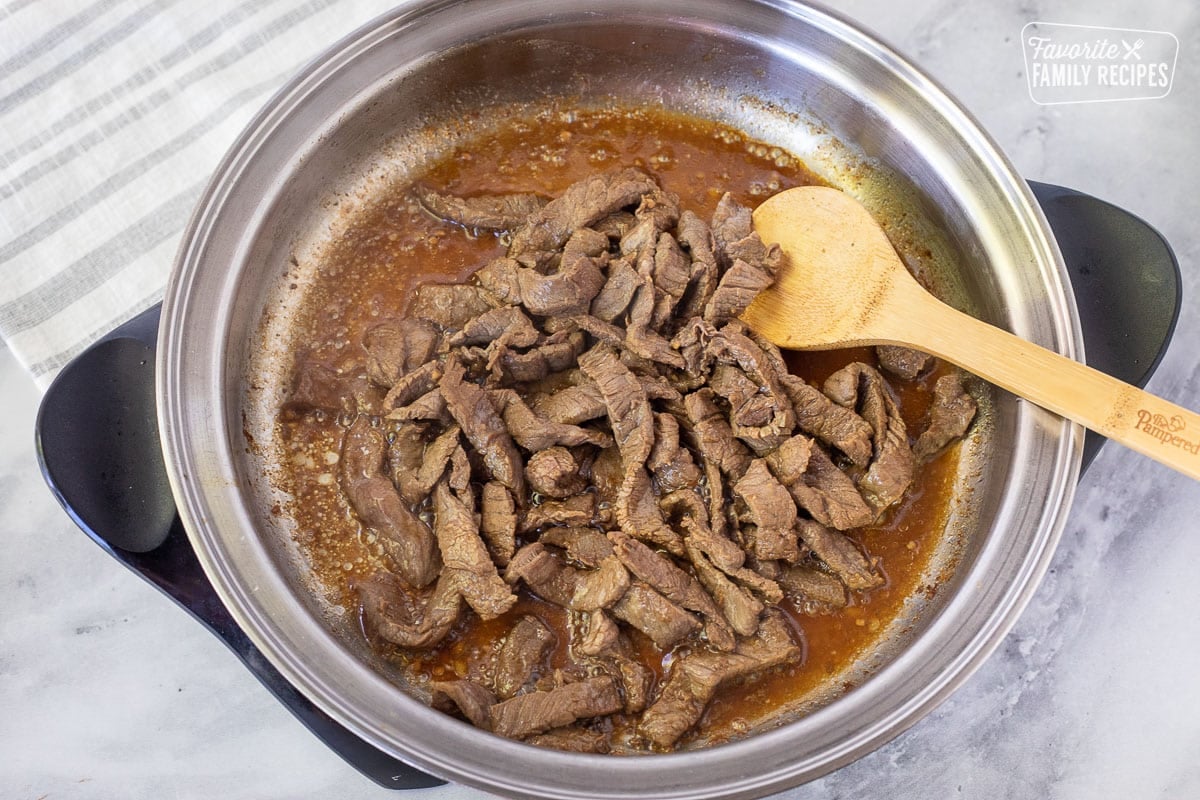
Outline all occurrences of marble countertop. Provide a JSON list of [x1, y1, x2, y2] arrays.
[[3, 1, 1198, 798]]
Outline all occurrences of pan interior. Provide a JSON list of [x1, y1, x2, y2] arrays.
[[160, 2, 1079, 796]]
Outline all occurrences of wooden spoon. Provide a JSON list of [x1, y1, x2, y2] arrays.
[[743, 185, 1200, 480]]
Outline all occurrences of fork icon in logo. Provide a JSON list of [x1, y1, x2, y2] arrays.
[[1122, 38, 1145, 60]]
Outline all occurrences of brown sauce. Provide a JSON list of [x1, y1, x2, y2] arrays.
[[274, 106, 963, 749]]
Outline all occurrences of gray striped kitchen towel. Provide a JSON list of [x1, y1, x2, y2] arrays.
[[0, 0, 398, 391]]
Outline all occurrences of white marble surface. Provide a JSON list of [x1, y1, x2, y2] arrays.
[[3, 1, 1200, 798]]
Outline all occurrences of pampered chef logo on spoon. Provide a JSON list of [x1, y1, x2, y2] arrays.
[[1022, 22, 1178, 104]]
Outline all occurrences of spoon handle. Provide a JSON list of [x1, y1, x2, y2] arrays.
[[911, 292, 1200, 480]]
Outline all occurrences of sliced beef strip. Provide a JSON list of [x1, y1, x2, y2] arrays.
[[877, 345, 933, 380], [779, 373, 874, 467], [408, 283, 500, 330], [733, 459, 800, 562], [489, 675, 623, 739], [363, 317, 440, 388], [479, 481, 517, 566], [524, 726, 612, 754], [666, 495, 746, 574], [540, 526, 614, 569], [382, 359, 444, 412], [710, 192, 780, 273], [516, 227, 609, 316], [776, 562, 848, 610], [386, 421, 429, 506], [708, 363, 759, 411], [445, 306, 540, 349], [824, 362, 914, 516], [394, 424, 460, 503], [414, 184, 547, 231], [703, 258, 775, 327], [505, 542, 630, 613], [494, 615, 557, 700], [440, 357, 525, 497], [474, 257, 523, 305], [763, 434, 814, 487], [683, 388, 752, 481], [913, 373, 977, 460], [785, 444, 875, 531], [614, 466, 685, 555], [340, 416, 440, 588], [434, 482, 517, 620], [579, 344, 655, 469], [525, 447, 587, 498], [651, 232, 692, 327], [531, 379, 608, 426], [357, 569, 461, 648], [647, 412, 702, 493], [795, 518, 883, 591], [674, 210, 720, 321], [625, 277, 687, 369], [519, 493, 596, 533], [639, 611, 798, 748], [430, 679, 496, 730], [385, 388, 450, 424], [508, 167, 660, 258], [590, 257, 641, 323], [495, 329, 586, 384], [608, 531, 735, 652], [610, 581, 702, 649], [597, 652, 655, 715], [577, 608, 621, 656], [567, 312, 626, 349], [706, 326, 796, 454], [684, 539, 763, 638], [491, 388, 612, 451]]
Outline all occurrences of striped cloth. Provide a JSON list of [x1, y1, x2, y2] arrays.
[[0, 0, 396, 391]]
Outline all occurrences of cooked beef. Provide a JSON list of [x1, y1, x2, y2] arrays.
[[311, 167, 959, 751], [877, 345, 932, 380], [489, 675, 623, 739], [684, 389, 752, 480], [508, 168, 660, 257], [610, 581, 701, 649], [446, 306, 540, 349], [794, 519, 883, 591], [779, 373, 874, 467], [540, 526, 614, 569], [609, 531, 734, 651], [382, 359, 443, 412], [615, 466, 685, 555], [733, 460, 800, 562], [433, 482, 517, 620], [494, 615, 557, 699], [684, 540, 763, 638], [440, 357, 525, 497], [579, 344, 654, 469], [519, 494, 596, 533], [525, 447, 587, 498], [914, 373, 977, 460], [786, 444, 875, 531], [357, 570, 461, 648], [415, 184, 547, 231], [409, 283, 499, 330], [578, 609, 621, 656], [639, 611, 798, 748], [340, 416, 440, 587], [517, 227, 609, 316], [505, 542, 630, 612], [532, 379, 608, 426], [364, 318, 441, 388], [479, 481, 517, 566], [492, 388, 612, 451], [776, 562, 848, 610], [430, 679, 496, 729], [525, 726, 612, 754], [824, 362, 914, 516]]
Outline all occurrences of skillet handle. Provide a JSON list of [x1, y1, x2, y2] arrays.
[[34, 304, 444, 791], [1029, 181, 1182, 474]]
